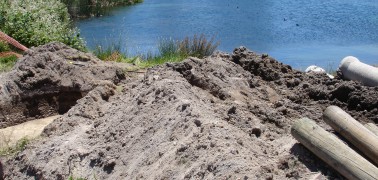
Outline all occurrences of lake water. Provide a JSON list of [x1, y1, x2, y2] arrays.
[[76, 0, 378, 69]]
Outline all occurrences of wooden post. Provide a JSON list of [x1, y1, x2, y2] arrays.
[[291, 118, 378, 180], [365, 123, 378, 136], [323, 106, 378, 165]]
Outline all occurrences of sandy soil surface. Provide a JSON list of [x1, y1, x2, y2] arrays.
[[0, 43, 377, 179], [0, 115, 61, 148]]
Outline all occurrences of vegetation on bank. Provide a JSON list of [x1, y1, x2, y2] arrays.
[[0, 41, 18, 72], [61, 0, 143, 18], [94, 34, 220, 68], [0, 0, 85, 51]]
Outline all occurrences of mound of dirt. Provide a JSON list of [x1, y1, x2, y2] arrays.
[[1, 46, 377, 179], [0, 42, 125, 128]]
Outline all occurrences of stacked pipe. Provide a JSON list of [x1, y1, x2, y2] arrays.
[[291, 106, 378, 179]]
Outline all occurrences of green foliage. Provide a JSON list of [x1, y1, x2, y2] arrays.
[[0, 0, 86, 51], [0, 55, 17, 73], [0, 137, 29, 156]]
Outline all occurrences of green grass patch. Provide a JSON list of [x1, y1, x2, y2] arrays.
[[0, 55, 18, 73]]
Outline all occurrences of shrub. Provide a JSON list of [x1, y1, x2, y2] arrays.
[[0, 0, 85, 51]]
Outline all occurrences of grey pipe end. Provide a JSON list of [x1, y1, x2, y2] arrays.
[[339, 56, 378, 86]]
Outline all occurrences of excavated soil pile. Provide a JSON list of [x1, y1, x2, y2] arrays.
[[1, 46, 377, 179], [0, 42, 125, 128]]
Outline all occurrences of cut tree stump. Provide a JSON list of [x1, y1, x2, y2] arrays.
[[323, 106, 378, 165], [291, 118, 378, 180]]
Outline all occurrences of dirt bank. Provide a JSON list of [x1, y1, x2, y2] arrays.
[[0, 42, 125, 128], [1, 46, 377, 179]]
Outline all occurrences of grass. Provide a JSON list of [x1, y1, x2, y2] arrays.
[[0, 137, 29, 156], [93, 34, 219, 69], [0, 55, 18, 73], [94, 41, 125, 62], [178, 34, 220, 58]]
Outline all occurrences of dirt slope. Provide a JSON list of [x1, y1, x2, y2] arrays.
[[1, 46, 377, 179]]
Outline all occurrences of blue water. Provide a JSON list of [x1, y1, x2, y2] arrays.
[[76, 0, 378, 69]]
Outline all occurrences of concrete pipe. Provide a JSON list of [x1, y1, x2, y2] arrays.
[[339, 56, 378, 86]]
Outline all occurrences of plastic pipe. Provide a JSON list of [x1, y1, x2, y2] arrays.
[[339, 56, 378, 86]]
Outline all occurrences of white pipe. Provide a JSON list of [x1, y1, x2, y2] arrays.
[[339, 56, 378, 86]]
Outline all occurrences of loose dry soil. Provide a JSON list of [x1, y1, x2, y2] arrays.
[[0, 43, 377, 179]]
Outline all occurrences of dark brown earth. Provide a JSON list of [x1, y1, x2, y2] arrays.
[[0, 43, 377, 179]]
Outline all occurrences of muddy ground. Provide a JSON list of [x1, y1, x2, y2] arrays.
[[0, 43, 377, 179]]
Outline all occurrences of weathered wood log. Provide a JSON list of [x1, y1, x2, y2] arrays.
[[291, 118, 378, 180], [323, 106, 378, 165], [365, 123, 378, 136]]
